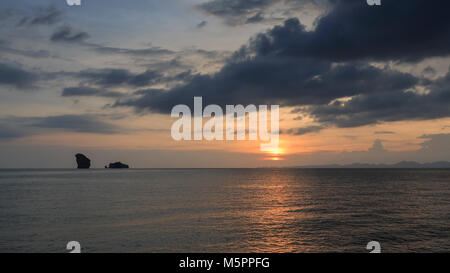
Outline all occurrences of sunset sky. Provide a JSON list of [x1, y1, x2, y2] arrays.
[[0, 0, 449, 168]]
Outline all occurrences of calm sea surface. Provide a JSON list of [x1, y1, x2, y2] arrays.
[[0, 169, 449, 253]]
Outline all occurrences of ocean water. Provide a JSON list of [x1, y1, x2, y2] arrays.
[[0, 168, 449, 253]]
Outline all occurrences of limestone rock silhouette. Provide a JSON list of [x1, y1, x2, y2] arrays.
[[108, 162, 129, 169], [75, 154, 91, 169]]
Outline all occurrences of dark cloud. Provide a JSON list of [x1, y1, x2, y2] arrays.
[[114, 59, 418, 113], [246, 12, 265, 24], [76, 68, 162, 88], [245, 0, 450, 62], [47, 24, 174, 57], [374, 131, 396, 135], [18, 5, 62, 26], [141, 58, 191, 72], [185, 48, 231, 61], [198, 0, 278, 17], [0, 63, 37, 89], [166, 70, 194, 82], [307, 69, 450, 128], [282, 125, 325, 135], [113, 0, 450, 132], [62, 86, 123, 98], [30, 115, 119, 134], [50, 26, 90, 43], [0, 114, 121, 139], [197, 0, 278, 25], [197, 0, 321, 25], [85, 43, 226, 73], [91, 45, 174, 57]]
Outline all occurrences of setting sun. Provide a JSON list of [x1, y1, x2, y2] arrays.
[[263, 146, 286, 161], [267, 146, 285, 155]]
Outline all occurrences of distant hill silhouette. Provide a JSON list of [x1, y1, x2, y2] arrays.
[[296, 161, 450, 168]]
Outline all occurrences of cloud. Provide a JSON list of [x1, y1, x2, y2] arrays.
[[0, 47, 53, 59], [30, 115, 119, 134], [282, 125, 325, 135], [91, 45, 174, 57], [244, 0, 450, 62], [307, 91, 449, 128], [0, 114, 121, 140], [0, 39, 54, 59], [0, 63, 37, 89], [76, 68, 162, 88], [246, 12, 265, 24], [140, 58, 191, 72], [287, 135, 450, 166], [114, 59, 418, 113], [418, 134, 450, 154], [368, 139, 385, 152], [375, 131, 395, 135], [307, 68, 450, 128], [50, 26, 90, 43], [62, 86, 123, 98], [113, 0, 450, 133], [422, 66, 437, 78], [18, 5, 62, 26], [82, 42, 225, 75], [196, 0, 322, 25], [47, 25, 174, 57], [198, 0, 278, 16]]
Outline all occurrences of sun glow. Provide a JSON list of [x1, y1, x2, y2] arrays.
[[265, 156, 285, 161], [262, 146, 286, 161], [267, 146, 285, 155]]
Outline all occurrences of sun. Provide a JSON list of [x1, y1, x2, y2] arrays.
[[262, 146, 286, 161], [267, 146, 285, 155], [268, 156, 284, 161]]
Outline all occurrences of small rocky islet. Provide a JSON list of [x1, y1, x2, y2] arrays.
[[75, 154, 130, 169], [106, 162, 130, 169], [75, 154, 91, 169]]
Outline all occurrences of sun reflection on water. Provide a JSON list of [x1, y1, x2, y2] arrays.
[[233, 169, 310, 252]]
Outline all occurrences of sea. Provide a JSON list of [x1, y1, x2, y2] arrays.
[[0, 168, 449, 253]]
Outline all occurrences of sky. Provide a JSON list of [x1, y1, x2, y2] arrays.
[[0, 0, 449, 168]]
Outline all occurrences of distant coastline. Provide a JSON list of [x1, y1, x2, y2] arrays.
[[293, 161, 450, 169]]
